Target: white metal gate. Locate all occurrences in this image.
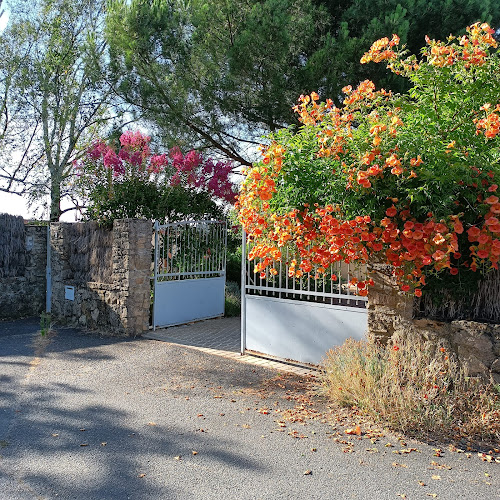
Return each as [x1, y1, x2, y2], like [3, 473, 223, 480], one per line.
[241, 231, 368, 365]
[152, 220, 227, 329]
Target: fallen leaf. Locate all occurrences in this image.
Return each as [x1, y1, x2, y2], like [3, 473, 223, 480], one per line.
[174, 456, 181, 461]
[431, 475, 441, 480]
[418, 481, 426, 486]
[427, 494, 438, 498]
[345, 425, 362, 436]
[138, 473, 146, 478]
[303, 470, 312, 475]
[397, 494, 407, 499]
[242, 424, 251, 429]
[192, 451, 198, 455]
[478, 453, 494, 463]
[430, 461, 452, 470]
[311, 448, 317, 452]
[51, 434, 59, 437]
[433, 449, 443, 457]
[147, 422, 157, 426]
[392, 462, 408, 468]
[80, 443, 88, 447]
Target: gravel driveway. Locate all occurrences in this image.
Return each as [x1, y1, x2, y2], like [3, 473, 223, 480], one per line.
[0, 318, 498, 499]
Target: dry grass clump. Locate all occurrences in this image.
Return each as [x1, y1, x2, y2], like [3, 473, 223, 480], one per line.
[321, 333, 500, 445]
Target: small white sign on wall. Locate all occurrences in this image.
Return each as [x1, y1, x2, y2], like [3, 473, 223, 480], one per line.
[65, 286, 75, 301]
[25, 235, 34, 251]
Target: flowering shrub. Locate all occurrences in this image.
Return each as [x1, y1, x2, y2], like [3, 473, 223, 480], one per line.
[76, 131, 236, 223]
[237, 23, 500, 295]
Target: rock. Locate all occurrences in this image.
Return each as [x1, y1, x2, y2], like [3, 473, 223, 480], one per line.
[490, 358, 500, 373]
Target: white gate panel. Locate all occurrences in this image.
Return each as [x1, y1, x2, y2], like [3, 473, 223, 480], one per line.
[154, 277, 225, 328]
[152, 220, 227, 329]
[245, 295, 367, 365]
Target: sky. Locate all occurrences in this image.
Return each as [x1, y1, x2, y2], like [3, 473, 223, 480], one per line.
[0, 9, 36, 219]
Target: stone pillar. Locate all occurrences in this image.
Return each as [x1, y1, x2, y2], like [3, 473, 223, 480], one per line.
[112, 219, 152, 336]
[367, 263, 414, 343]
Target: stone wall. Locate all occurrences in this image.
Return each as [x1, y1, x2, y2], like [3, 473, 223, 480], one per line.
[0, 214, 47, 319]
[367, 265, 500, 384]
[50, 219, 151, 336]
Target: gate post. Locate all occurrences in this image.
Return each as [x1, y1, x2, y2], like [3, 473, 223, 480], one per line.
[46, 224, 52, 313]
[240, 229, 246, 355]
[152, 220, 159, 331]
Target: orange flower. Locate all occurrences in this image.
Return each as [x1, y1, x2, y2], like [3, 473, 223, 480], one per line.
[385, 206, 397, 217]
[485, 195, 499, 205]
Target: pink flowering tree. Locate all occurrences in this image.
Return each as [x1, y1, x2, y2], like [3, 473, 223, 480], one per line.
[75, 131, 236, 223]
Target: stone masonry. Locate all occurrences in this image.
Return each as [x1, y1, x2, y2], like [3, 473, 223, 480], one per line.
[367, 264, 500, 384]
[50, 219, 151, 336]
[0, 222, 47, 320]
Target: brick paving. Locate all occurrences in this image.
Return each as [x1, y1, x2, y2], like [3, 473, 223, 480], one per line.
[144, 316, 315, 377]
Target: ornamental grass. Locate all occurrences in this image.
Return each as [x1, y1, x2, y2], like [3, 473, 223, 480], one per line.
[321, 334, 500, 445]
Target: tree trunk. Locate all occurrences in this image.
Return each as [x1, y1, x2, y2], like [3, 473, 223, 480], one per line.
[50, 178, 61, 222]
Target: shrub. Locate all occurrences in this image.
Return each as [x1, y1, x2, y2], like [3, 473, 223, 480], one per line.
[237, 23, 500, 297]
[75, 130, 236, 224]
[224, 281, 241, 317]
[321, 334, 500, 443]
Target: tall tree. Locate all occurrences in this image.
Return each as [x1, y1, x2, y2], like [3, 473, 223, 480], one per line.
[0, 0, 118, 221]
[106, 0, 330, 166]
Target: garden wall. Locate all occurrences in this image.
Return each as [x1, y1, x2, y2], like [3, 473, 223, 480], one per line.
[0, 214, 47, 319]
[367, 265, 500, 384]
[50, 219, 151, 336]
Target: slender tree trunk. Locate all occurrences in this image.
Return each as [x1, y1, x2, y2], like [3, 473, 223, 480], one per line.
[50, 177, 61, 221]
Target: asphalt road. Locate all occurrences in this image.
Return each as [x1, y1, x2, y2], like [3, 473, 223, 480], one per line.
[0, 318, 498, 500]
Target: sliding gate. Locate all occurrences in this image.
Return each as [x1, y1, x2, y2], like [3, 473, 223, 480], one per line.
[152, 220, 227, 329]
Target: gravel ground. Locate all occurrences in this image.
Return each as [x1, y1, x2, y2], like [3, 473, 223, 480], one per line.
[0, 318, 498, 500]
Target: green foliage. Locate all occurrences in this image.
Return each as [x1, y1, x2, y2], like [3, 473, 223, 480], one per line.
[314, 0, 500, 97]
[224, 281, 241, 317]
[105, 0, 500, 166]
[39, 312, 52, 337]
[84, 179, 223, 226]
[106, 0, 329, 165]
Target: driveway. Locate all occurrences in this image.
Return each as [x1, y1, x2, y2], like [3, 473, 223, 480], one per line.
[0, 318, 498, 499]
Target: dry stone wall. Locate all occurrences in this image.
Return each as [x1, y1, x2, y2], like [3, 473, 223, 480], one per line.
[0, 214, 47, 319]
[367, 265, 500, 384]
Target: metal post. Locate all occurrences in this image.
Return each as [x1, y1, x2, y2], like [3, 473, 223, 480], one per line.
[240, 228, 246, 355]
[45, 224, 52, 313]
[152, 221, 159, 331]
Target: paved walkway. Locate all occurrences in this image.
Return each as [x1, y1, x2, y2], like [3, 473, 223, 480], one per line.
[144, 316, 315, 377]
